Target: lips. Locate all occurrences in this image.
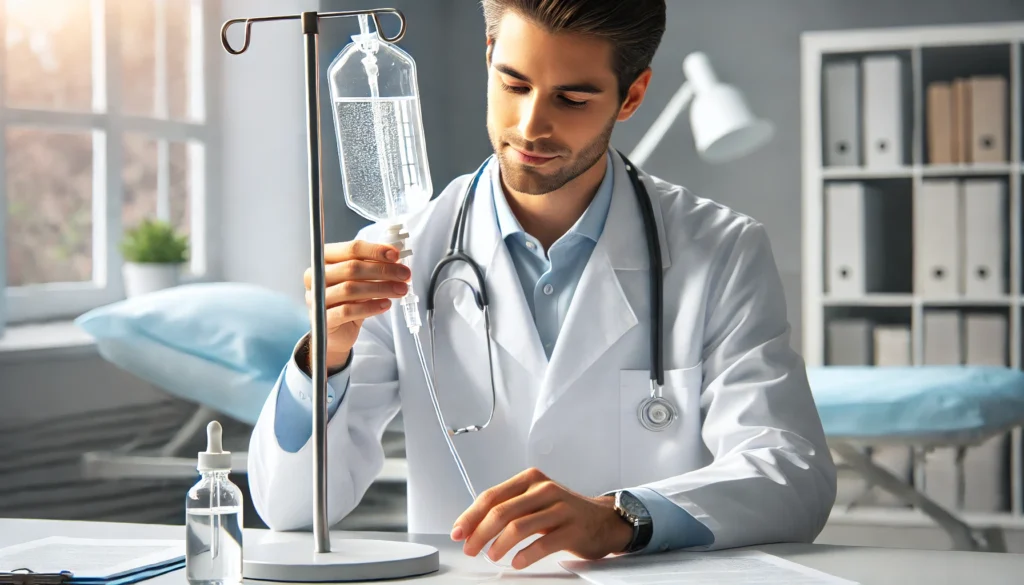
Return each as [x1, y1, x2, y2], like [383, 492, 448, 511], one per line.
[508, 145, 558, 165]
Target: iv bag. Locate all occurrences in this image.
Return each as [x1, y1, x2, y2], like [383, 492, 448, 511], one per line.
[329, 18, 432, 223]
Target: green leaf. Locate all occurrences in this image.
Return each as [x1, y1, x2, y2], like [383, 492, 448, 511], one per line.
[119, 218, 189, 263]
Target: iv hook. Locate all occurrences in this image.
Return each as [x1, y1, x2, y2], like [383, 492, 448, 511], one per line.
[220, 8, 406, 55]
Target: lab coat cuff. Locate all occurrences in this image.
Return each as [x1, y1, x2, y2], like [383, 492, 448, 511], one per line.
[272, 344, 351, 453]
[615, 487, 715, 554]
[285, 345, 352, 409]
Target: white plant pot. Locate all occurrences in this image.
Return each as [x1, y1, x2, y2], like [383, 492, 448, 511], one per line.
[123, 262, 183, 298]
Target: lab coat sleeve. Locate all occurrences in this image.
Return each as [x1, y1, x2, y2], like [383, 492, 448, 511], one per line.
[248, 310, 402, 532]
[626, 487, 713, 553]
[641, 220, 837, 551]
[272, 338, 351, 453]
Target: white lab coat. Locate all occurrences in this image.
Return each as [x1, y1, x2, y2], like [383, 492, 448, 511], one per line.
[248, 150, 837, 550]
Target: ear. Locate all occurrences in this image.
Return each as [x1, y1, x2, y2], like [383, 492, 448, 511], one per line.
[485, 37, 494, 67]
[617, 68, 653, 122]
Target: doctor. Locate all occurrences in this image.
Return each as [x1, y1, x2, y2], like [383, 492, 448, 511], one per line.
[249, 0, 836, 570]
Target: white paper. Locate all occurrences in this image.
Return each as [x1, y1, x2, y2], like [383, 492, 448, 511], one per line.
[559, 549, 859, 585]
[0, 537, 184, 577]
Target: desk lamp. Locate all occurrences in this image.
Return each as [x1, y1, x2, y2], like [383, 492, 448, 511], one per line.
[220, 9, 438, 582]
[629, 51, 774, 166]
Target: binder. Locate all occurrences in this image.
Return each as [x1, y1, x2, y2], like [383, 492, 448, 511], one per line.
[952, 77, 971, 163]
[823, 60, 861, 166]
[915, 180, 961, 297]
[826, 318, 872, 365]
[868, 324, 913, 507]
[969, 75, 1008, 164]
[923, 310, 961, 365]
[862, 55, 904, 168]
[825, 182, 884, 296]
[962, 179, 1007, 297]
[873, 324, 911, 366]
[964, 312, 1008, 366]
[923, 435, 1009, 512]
[926, 81, 954, 164]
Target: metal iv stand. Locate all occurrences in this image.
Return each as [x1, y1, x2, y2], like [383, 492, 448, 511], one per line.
[220, 10, 438, 582]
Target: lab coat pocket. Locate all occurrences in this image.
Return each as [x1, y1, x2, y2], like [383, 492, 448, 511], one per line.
[619, 364, 704, 487]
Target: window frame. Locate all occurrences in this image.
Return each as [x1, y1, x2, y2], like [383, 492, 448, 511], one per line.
[0, 0, 221, 326]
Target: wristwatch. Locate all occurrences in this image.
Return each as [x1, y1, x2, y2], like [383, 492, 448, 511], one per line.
[613, 490, 653, 553]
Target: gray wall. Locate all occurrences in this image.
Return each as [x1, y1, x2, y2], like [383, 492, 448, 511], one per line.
[319, 0, 1024, 355]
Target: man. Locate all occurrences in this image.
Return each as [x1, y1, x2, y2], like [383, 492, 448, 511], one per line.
[249, 0, 836, 570]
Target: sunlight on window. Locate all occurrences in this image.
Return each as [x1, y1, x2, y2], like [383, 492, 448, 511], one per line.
[5, 128, 94, 286]
[120, 0, 156, 116]
[169, 141, 191, 237]
[5, 0, 93, 110]
[122, 133, 159, 230]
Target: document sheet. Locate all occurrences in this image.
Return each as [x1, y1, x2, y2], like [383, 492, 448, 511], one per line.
[0, 537, 184, 578]
[559, 549, 859, 585]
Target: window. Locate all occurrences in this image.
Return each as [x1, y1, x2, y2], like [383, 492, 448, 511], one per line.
[0, 0, 217, 326]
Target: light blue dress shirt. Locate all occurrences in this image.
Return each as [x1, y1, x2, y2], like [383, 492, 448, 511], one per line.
[273, 153, 713, 552]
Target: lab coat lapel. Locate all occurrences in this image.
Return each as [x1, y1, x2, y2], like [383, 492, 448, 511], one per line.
[532, 151, 672, 427]
[451, 160, 548, 380]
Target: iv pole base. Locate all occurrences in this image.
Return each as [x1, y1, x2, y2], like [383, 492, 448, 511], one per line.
[243, 538, 439, 582]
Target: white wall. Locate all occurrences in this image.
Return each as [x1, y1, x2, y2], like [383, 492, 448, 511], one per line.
[219, 0, 318, 305]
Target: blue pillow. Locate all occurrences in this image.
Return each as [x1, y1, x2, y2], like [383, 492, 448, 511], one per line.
[808, 365, 1024, 442]
[75, 282, 310, 426]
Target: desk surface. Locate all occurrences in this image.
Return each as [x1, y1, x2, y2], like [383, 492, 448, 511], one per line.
[2, 518, 1023, 584]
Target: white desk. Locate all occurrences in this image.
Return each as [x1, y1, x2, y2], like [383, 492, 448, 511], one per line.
[2, 518, 1023, 584]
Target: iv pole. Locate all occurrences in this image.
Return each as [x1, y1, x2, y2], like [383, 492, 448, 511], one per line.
[221, 10, 438, 582]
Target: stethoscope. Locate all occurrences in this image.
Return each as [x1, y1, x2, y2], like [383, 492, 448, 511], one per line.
[424, 150, 675, 436]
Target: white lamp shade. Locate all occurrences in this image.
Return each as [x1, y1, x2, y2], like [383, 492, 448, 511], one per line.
[689, 84, 774, 163]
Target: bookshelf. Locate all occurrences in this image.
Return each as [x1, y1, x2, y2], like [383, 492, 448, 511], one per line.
[802, 23, 1024, 520]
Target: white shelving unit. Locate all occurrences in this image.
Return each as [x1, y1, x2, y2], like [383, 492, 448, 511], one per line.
[802, 22, 1024, 520]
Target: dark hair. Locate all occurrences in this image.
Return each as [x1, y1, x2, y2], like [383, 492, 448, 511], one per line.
[480, 0, 667, 102]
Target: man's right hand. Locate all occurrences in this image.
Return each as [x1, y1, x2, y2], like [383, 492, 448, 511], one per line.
[303, 240, 411, 371]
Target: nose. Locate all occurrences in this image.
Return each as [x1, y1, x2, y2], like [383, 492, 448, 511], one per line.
[518, 95, 554, 143]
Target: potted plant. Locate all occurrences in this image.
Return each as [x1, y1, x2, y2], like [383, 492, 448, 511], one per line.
[119, 218, 189, 297]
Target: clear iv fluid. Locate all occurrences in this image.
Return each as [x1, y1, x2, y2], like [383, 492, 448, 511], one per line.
[185, 506, 243, 585]
[334, 96, 430, 222]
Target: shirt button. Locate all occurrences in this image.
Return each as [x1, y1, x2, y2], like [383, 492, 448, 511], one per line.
[327, 395, 334, 403]
[543, 284, 554, 295]
[525, 241, 536, 250]
[538, 440, 553, 455]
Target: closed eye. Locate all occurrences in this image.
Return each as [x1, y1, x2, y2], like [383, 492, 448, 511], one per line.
[559, 95, 587, 108]
[500, 81, 529, 95]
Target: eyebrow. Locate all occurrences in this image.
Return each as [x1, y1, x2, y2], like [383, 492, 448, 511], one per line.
[494, 63, 604, 94]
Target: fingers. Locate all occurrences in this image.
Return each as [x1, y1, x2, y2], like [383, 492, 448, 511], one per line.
[453, 468, 548, 545]
[324, 240, 399, 264]
[305, 259, 411, 289]
[461, 485, 555, 557]
[510, 525, 575, 570]
[307, 280, 408, 307]
[304, 241, 408, 288]
[485, 502, 569, 563]
[322, 299, 393, 328]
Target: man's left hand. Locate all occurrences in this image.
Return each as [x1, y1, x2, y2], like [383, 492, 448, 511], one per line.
[450, 467, 634, 569]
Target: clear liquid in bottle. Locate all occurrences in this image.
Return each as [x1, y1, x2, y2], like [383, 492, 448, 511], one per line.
[186, 505, 243, 585]
[186, 423, 243, 585]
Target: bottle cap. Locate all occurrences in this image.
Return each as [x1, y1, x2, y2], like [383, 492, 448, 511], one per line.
[198, 421, 232, 471]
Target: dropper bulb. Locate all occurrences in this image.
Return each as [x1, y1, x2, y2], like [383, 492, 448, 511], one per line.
[207, 421, 223, 453]
[198, 420, 232, 471]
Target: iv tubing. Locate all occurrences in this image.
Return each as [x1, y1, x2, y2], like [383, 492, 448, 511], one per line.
[411, 333, 506, 569]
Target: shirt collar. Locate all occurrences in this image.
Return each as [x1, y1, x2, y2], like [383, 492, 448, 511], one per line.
[490, 151, 614, 245]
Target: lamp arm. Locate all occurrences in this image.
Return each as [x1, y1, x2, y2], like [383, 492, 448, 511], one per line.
[628, 81, 694, 168]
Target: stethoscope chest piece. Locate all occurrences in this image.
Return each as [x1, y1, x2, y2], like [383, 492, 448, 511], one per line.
[638, 394, 677, 432]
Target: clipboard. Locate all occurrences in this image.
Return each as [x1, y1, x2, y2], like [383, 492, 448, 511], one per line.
[0, 538, 185, 585]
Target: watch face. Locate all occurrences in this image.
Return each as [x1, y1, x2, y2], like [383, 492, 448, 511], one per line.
[619, 491, 650, 520]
